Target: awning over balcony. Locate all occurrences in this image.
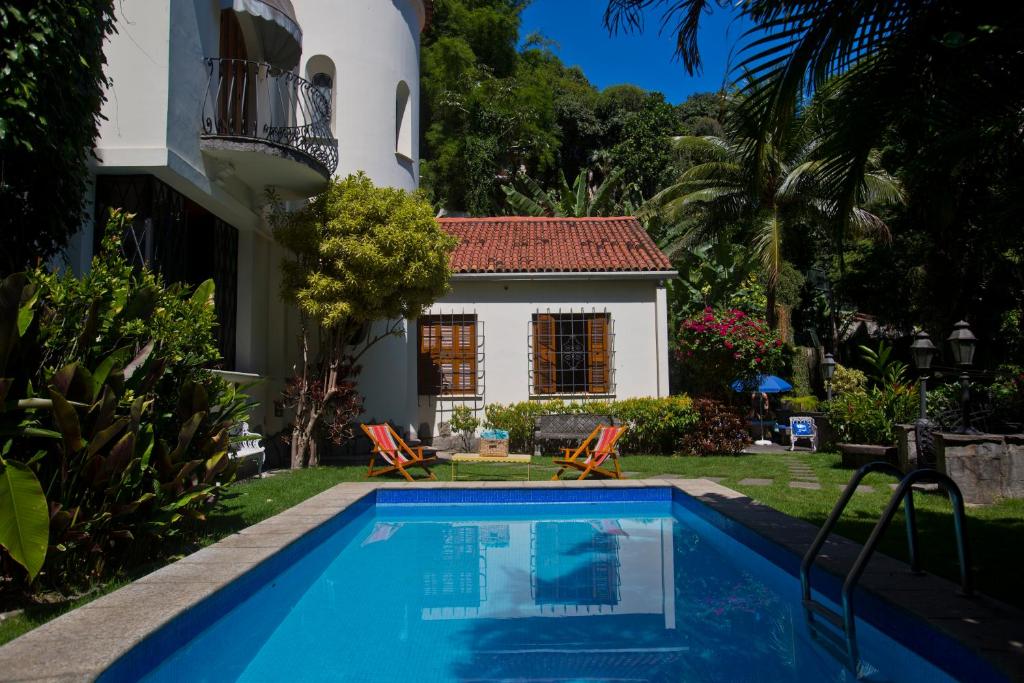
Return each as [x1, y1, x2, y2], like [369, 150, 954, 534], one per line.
[221, 0, 302, 69]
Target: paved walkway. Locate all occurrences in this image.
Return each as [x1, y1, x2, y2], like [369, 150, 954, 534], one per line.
[782, 454, 821, 490]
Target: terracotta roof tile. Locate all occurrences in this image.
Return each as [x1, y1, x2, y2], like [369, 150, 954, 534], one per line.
[438, 216, 674, 274]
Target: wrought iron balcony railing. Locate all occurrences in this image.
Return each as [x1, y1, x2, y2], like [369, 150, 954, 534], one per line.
[201, 57, 338, 176]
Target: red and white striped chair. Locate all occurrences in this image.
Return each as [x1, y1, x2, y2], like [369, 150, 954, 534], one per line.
[552, 425, 628, 480]
[361, 423, 437, 481]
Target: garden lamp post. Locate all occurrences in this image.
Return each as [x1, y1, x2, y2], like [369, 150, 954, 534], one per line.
[910, 331, 937, 421]
[823, 352, 836, 401]
[946, 320, 978, 434]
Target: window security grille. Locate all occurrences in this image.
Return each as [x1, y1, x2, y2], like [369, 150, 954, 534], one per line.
[528, 310, 614, 397]
[418, 314, 485, 397]
[93, 175, 239, 369]
[417, 312, 485, 432]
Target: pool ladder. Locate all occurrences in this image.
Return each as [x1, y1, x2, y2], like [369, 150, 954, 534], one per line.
[800, 462, 974, 676]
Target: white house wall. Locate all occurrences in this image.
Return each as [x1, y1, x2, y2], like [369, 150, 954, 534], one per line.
[412, 278, 671, 437]
[296, 0, 423, 191]
[78, 0, 428, 441]
[296, 0, 425, 436]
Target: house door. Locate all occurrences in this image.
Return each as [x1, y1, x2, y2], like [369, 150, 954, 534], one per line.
[217, 10, 252, 136]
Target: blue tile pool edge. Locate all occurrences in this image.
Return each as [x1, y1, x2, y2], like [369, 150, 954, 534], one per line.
[97, 483, 1008, 683]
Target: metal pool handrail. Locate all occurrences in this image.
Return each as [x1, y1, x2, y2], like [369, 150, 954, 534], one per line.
[801, 462, 974, 674]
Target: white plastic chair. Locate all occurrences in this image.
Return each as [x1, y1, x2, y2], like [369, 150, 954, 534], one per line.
[789, 416, 817, 452]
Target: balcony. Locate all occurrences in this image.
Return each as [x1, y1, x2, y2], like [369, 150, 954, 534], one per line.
[201, 57, 338, 199]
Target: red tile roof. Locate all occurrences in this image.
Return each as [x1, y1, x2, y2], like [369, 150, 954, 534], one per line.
[438, 216, 674, 274]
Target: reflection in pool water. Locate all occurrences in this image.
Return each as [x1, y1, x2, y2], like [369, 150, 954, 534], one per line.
[134, 500, 960, 683]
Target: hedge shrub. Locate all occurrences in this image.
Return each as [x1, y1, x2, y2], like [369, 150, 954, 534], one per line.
[678, 399, 751, 456]
[483, 396, 698, 454]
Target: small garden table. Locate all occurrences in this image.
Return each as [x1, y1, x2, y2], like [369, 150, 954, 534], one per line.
[450, 452, 533, 481]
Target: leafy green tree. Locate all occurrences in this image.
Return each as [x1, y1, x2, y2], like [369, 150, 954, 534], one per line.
[502, 167, 624, 217]
[421, 0, 566, 214]
[595, 86, 680, 207]
[0, 1, 116, 275]
[272, 174, 457, 468]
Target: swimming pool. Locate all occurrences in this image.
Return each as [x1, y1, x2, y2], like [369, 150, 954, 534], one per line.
[99, 487, 1005, 682]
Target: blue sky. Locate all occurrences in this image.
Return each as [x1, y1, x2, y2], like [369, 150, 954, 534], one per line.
[519, 1, 750, 104]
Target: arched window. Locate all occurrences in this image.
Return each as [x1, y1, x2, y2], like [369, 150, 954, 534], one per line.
[311, 72, 332, 123]
[305, 55, 336, 134]
[395, 81, 413, 160]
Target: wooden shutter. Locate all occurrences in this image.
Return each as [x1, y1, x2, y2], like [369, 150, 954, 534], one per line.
[533, 314, 557, 394]
[418, 316, 477, 395]
[587, 315, 610, 394]
[417, 318, 441, 395]
[452, 321, 477, 395]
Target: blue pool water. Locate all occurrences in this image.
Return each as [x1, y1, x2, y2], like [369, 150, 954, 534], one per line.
[103, 489, 1001, 682]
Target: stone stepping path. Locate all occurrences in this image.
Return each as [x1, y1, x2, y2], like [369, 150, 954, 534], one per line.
[738, 478, 774, 486]
[782, 455, 822, 491]
[838, 483, 875, 494]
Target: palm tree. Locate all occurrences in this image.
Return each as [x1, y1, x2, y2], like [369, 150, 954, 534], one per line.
[646, 92, 903, 328]
[604, 1, 1024, 234]
[502, 167, 626, 217]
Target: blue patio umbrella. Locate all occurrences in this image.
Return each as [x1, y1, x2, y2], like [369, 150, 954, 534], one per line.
[730, 375, 793, 393]
[731, 375, 793, 446]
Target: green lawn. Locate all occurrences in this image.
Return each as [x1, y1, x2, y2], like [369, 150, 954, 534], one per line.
[3, 452, 1022, 646]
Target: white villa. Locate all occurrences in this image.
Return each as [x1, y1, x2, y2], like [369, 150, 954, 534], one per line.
[64, 0, 674, 452]
[412, 216, 674, 439]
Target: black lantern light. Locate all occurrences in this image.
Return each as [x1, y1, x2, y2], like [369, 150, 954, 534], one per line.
[946, 320, 979, 434]
[947, 320, 977, 367]
[910, 331, 937, 422]
[823, 352, 836, 401]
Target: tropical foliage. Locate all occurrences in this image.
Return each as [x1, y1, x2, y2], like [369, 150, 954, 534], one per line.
[678, 399, 751, 456]
[823, 343, 917, 445]
[502, 167, 625, 217]
[0, 212, 249, 591]
[675, 308, 787, 397]
[421, 0, 689, 215]
[646, 90, 903, 329]
[0, 1, 116, 275]
[606, 0, 1024, 381]
[271, 174, 457, 468]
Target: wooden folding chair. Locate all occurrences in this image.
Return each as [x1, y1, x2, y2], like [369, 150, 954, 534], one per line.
[551, 425, 627, 480]
[361, 423, 437, 481]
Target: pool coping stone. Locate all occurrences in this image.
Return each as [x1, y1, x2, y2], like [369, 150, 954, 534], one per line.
[0, 477, 1021, 682]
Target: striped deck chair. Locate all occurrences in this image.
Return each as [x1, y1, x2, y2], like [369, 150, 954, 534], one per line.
[551, 425, 627, 480]
[361, 423, 437, 481]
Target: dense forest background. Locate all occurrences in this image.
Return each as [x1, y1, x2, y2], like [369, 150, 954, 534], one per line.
[419, 0, 1024, 407]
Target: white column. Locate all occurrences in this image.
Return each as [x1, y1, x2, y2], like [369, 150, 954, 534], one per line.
[235, 229, 256, 373]
[655, 282, 670, 397]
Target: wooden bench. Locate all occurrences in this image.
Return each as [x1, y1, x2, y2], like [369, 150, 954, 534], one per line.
[533, 413, 617, 455]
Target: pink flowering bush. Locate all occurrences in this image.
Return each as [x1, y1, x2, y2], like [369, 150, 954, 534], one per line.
[675, 307, 787, 397]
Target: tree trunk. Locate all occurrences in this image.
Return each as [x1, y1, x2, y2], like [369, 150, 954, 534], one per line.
[290, 431, 308, 469]
[766, 284, 779, 330]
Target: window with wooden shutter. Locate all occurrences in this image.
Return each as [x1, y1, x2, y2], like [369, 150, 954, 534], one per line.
[531, 312, 612, 395]
[417, 315, 478, 395]
[587, 315, 610, 394]
[532, 314, 557, 394]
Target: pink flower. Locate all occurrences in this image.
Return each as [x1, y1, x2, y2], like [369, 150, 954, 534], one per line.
[754, 357, 762, 364]
[733, 352, 742, 359]
[725, 341, 734, 349]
